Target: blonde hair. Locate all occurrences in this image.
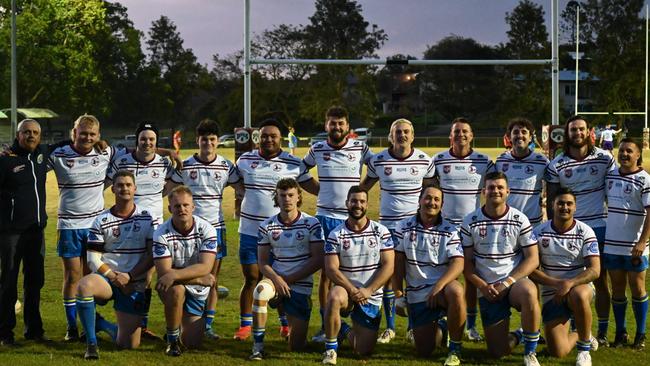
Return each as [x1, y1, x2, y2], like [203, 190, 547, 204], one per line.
[388, 118, 414, 144]
[70, 114, 100, 140]
[169, 185, 193, 201]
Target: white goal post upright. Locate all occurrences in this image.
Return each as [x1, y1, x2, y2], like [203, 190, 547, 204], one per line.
[243, 0, 561, 129]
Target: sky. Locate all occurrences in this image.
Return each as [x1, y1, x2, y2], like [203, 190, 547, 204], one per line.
[114, 0, 576, 67]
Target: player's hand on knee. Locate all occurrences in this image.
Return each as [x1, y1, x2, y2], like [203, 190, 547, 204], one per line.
[553, 280, 572, 303]
[156, 272, 177, 291]
[426, 284, 444, 308]
[272, 277, 291, 297]
[112, 271, 131, 288]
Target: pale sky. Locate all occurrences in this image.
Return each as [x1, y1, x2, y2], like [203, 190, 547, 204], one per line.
[114, 0, 576, 67]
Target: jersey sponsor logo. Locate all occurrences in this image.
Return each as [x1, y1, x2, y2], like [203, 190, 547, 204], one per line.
[342, 239, 351, 250]
[205, 240, 217, 250]
[65, 159, 74, 168]
[251, 161, 259, 169]
[153, 244, 167, 256]
[624, 184, 633, 194]
[133, 221, 141, 232]
[502, 163, 509, 172]
[12, 164, 25, 173]
[384, 167, 392, 176]
[323, 152, 331, 161]
[419, 154, 425, 159]
[541, 238, 550, 248]
[112, 226, 121, 237]
[190, 170, 198, 180]
[295, 231, 305, 241]
[443, 165, 451, 174]
[564, 168, 573, 178]
[479, 225, 487, 238]
[368, 237, 377, 248]
[590, 166, 599, 175]
[525, 165, 534, 174]
[410, 167, 419, 176]
[588, 242, 599, 254]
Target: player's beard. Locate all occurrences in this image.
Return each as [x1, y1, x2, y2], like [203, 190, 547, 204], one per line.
[567, 135, 588, 149]
[347, 207, 366, 220]
[328, 128, 349, 144]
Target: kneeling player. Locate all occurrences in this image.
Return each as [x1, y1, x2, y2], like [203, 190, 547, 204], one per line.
[77, 170, 156, 359]
[531, 188, 600, 366]
[461, 172, 541, 365]
[392, 185, 466, 366]
[153, 186, 218, 356]
[322, 186, 394, 365]
[249, 178, 325, 360]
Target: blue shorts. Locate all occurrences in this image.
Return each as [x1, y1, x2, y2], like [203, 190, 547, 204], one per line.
[603, 141, 614, 150]
[57, 229, 90, 258]
[316, 216, 345, 239]
[479, 292, 512, 327]
[98, 276, 148, 316]
[275, 291, 312, 321]
[184, 291, 207, 317]
[349, 303, 382, 331]
[593, 226, 606, 251]
[602, 253, 649, 272]
[542, 299, 572, 324]
[239, 233, 258, 265]
[408, 301, 445, 328]
[215, 228, 227, 260]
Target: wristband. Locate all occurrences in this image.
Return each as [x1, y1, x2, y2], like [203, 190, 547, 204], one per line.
[102, 269, 114, 278]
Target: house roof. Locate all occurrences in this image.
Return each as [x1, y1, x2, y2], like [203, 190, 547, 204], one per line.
[559, 70, 598, 81]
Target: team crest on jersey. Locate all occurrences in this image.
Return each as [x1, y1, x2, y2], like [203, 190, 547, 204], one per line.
[205, 240, 217, 250]
[272, 163, 282, 172]
[112, 226, 120, 237]
[323, 152, 331, 161]
[409, 230, 417, 242]
[133, 221, 141, 232]
[272, 230, 281, 241]
[501, 227, 508, 237]
[502, 163, 509, 172]
[608, 181, 613, 190]
[153, 244, 166, 256]
[479, 225, 487, 238]
[368, 238, 377, 248]
[525, 165, 534, 174]
[588, 242, 599, 254]
[541, 238, 549, 248]
[410, 167, 419, 176]
[65, 159, 74, 168]
[384, 167, 392, 176]
[568, 241, 578, 252]
[347, 153, 356, 162]
[151, 170, 160, 178]
[91, 157, 100, 166]
[37, 154, 43, 164]
[342, 239, 351, 250]
[443, 165, 451, 174]
[214, 172, 222, 181]
[190, 170, 198, 180]
[251, 161, 259, 169]
[295, 231, 305, 241]
[624, 184, 633, 194]
[468, 166, 477, 174]
[564, 168, 573, 178]
[590, 166, 599, 175]
[102, 217, 108, 223]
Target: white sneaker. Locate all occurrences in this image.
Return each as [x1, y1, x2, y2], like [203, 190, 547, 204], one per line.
[589, 336, 599, 352]
[249, 343, 264, 361]
[576, 351, 591, 366]
[376, 328, 395, 344]
[406, 329, 415, 344]
[444, 351, 461, 366]
[523, 352, 541, 366]
[322, 349, 337, 365]
[312, 329, 327, 343]
[465, 327, 483, 342]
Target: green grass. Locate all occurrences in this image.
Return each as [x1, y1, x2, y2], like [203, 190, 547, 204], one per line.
[3, 146, 648, 365]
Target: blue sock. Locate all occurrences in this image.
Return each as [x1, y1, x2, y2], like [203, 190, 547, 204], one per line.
[325, 337, 338, 351]
[76, 296, 96, 345]
[320, 308, 325, 330]
[512, 328, 524, 345]
[63, 297, 77, 329]
[576, 339, 591, 352]
[523, 330, 540, 355]
[339, 320, 352, 340]
[598, 317, 609, 335]
[240, 313, 253, 327]
[383, 290, 396, 330]
[166, 328, 180, 343]
[449, 340, 462, 353]
[252, 326, 265, 343]
[466, 308, 477, 330]
[95, 311, 117, 341]
[612, 297, 628, 335]
[204, 309, 216, 330]
[278, 314, 289, 327]
[632, 295, 648, 335]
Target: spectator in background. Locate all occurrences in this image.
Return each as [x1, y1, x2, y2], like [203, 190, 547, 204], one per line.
[288, 126, 298, 155]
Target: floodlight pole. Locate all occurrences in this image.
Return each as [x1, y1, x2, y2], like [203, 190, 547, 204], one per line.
[10, 0, 17, 137]
[575, 8, 580, 116]
[243, 0, 251, 128]
[551, 0, 559, 124]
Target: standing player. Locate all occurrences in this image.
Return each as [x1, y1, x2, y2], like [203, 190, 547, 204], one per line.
[234, 119, 318, 340]
[461, 172, 541, 365]
[249, 178, 324, 360]
[495, 118, 549, 226]
[76, 170, 156, 359]
[48, 115, 125, 341]
[603, 138, 649, 349]
[170, 119, 240, 339]
[152, 186, 218, 356]
[432, 117, 495, 341]
[322, 186, 394, 365]
[392, 185, 466, 366]
[599, 124, 622, 154]
[545, 115, 616, 346]
[304, 106, 373, 342]
[531, 188, 600, 366]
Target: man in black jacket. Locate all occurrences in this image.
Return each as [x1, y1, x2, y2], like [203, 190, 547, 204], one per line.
[0, 119, 49, 345]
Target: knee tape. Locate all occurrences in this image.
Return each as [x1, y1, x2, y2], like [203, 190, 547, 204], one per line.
[253, 279, 276, 303]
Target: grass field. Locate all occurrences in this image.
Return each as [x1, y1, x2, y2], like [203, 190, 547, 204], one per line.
[2, 146, 649, 365]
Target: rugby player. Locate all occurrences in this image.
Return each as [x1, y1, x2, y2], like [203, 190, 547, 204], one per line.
[77, 170, 156, 359]
[392, 185, 465, 366]
[249, 178, 325, 360]
[432, 117, 495, 341]
[321, 186, 394, 365]
[152, 185, 218, 356]
[170, 119, 240, 339]
[461, 172, 541, 365]
[546, 115, 616, 346]
[304, 106, 373, 343]
[603, 138, 649, 349]
[234, 118, 318, 341]
[531, 188, 600, 366]
[360, 118, 435, 343]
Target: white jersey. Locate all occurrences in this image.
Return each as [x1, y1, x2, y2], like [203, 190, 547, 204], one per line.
[495, 150, 549, 225]
[325, 220, 393, 306]
[601, 129, 615, 142]
[152, 216, 218, 299]
[49, 145, 126, 229]
[533, 220, 599, 303]
[366, 148, 435, 229]
[303, 139, 373, 219]
[545, 148, 615, 228]
[605, 167, 650, 256]
[236, 150, 312, 236]
[258, 212, 324, 295]
[460, 206, 537, 288]
[432, 149, 495, 225]
[87, 206, 156, 282]
[171, 154, 239, 229]
[393, 216, 463, 304]
[108, 153, 174, 223]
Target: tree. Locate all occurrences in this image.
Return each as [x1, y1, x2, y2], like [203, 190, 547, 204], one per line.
[505, 0, 548, 59]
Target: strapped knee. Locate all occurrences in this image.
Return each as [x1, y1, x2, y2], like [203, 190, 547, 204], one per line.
[252, 280, 276, 313]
